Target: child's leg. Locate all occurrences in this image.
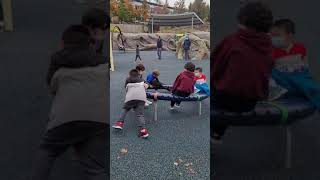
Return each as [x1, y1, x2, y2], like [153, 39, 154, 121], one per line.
[134, 104, 146, 128]
[138, 55, 142, 61]
[173, 91, 190, 105]
[119, 108, 130, 122]
[170, 100, 176, 107]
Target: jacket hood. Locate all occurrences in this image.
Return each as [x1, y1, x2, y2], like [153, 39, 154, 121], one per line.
[51, 46, 105, 67]
[126, 76, 144, 84]
[126, 81, 144, 87]
[237, 28, 272, 54]
[182, 70, 195, 78]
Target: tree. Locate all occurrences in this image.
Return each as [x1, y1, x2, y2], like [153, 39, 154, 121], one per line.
[160, 0, 170, 14]
[124, 0, 137, 21]
[110, 0, 119, 16]
[189, 0, 209, 20]
[118, 0, 129, 22]
[174, 0, 186, 14]
[139, 0, 150, 21]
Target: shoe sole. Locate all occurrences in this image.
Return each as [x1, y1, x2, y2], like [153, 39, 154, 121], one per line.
[140, 134, 149, 138]
[112, 126, 123, 130]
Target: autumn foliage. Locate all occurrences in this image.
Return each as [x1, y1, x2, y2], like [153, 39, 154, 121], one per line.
[111, 0, 150, 22]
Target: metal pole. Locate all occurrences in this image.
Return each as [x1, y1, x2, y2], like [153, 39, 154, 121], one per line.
[154, 100, 158, 121]
[2, 0, 13, 31]
[151, 17, 154, 33]
[192, 16, 194, 30]
[285, 126, 292, 168]
[198, 101, 202, 116]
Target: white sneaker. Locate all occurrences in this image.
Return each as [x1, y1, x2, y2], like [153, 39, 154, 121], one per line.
[169, 106, 174, 110]
[174, 104, 181, 108]
[146, 100, 152, 105]
[145, 102, 149, 107]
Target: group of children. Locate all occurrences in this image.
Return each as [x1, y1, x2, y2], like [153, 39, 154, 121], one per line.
[113, 62, 208, 139]
[212, 1, 312, 143]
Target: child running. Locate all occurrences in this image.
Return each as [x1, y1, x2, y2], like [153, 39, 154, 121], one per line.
[170, 62, 196, 109]
[135, 44, 142, 62]
[112, 69, 150, 138]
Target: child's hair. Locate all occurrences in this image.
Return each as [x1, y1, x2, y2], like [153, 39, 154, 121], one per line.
[137, 44, 139, 47]
[273, 19, 295, 34]
[152, 69, 160, 76]
[129, 69, 139, 78]
[62, 25, 90, 46]
[184, 62, 196, 72]
[195, 67, 203, 72]
[237, 1, 273, 33]
[136, 63, 145, 71]
[82, 8, 109, 30]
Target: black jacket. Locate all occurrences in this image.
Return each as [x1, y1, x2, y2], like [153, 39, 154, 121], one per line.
[157, 39, 163, 48]
[47, 46, 105, 85]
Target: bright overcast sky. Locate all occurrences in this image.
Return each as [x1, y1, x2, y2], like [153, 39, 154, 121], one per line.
[167, 0, 210, 7]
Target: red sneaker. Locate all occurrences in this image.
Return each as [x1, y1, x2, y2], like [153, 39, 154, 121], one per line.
[112, 121, 124, 130]
[139, 128, 149, 138]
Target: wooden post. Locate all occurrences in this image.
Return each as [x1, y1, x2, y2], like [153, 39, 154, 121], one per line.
[2, 0, 13, 32]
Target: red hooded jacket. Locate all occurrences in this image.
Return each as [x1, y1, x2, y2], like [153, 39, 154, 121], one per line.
[172, 70, 195, 94]
[211, 28, 274, 100]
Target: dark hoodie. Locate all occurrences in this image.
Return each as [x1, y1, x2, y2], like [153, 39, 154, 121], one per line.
[212, 28, 274, 101]
[47, 46, 105, 86]
[172, 70, 195, 94]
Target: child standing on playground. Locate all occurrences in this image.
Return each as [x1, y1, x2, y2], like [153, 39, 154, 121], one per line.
[183, 33, 192, 61]
[170, 62, 196, 109]
[112, 69, 150, 138]
[31, 23, 109, 179]
[135, 64, 152, 106]
[135, 44, 142, 62]
[211, 2, 274, 143]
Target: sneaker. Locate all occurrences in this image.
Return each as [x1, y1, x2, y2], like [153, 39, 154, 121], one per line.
[146, 100, 153, 105]
[174, 104, 181, 108]
[112, 121, 124, 130]
[139, 128, 149, 138]
[145, 102, 150, 107]
[169, 106, 174, 110]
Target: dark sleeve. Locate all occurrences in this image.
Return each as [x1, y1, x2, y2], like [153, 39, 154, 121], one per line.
[46, 56, 59, 86]
[172, 74, 181, 92]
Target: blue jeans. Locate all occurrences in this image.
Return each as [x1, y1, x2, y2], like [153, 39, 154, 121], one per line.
[157, 48, 162, 59]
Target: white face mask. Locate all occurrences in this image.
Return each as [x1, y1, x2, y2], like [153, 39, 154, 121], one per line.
[271, 36, 287, 49]
[194, 72, 200, 77]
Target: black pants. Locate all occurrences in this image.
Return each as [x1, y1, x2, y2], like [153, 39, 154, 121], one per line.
[212, 91, 257, 138]
[170, 90, 190, 107]
[30, 121, 109, 180]
[150, 79, 168, 90]
[135, 55, 141, 61]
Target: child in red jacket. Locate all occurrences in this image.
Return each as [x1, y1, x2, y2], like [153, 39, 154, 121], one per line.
[170, 62, 196, 109]
[212, 2, 274, 143]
